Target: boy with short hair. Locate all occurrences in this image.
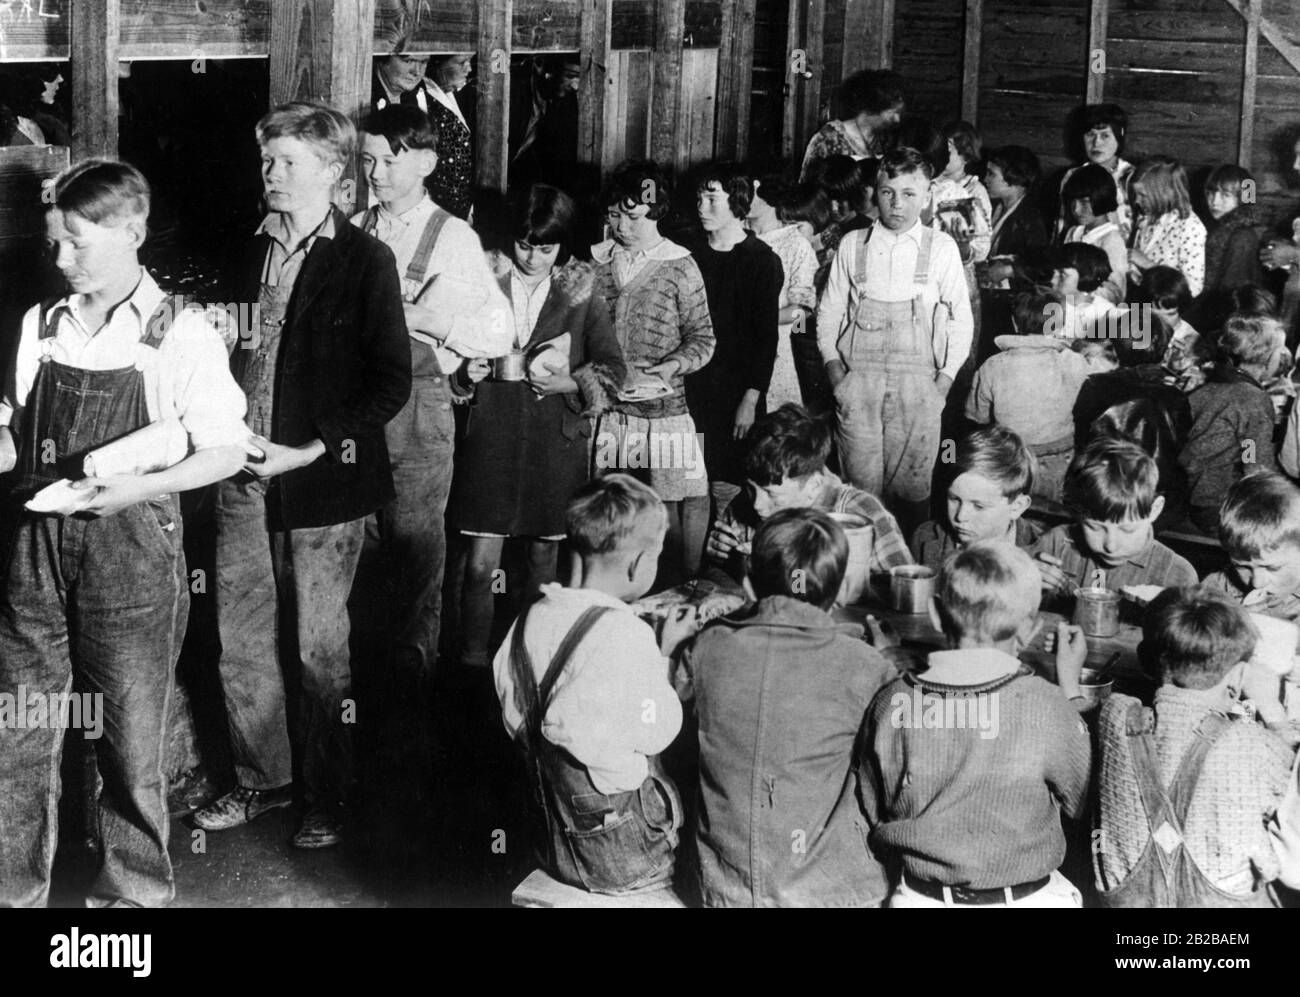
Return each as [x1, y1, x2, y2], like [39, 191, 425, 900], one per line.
[911, 425, 1040, 572]
[0, 160, 250, 906]
[705, 404, 912, 578]
[198, 102, 411, 849]
[861, 540, 1093, 908]
[817, 147, 974, 527]
[494, 474, 693, 894]
[1203, 472, 1300, 622]
[677, 508, 894, 907]
[1094, 587, 1293, 906]
[352, 105, 511, 680]
[965, 289, 1091, 502]
[1031, 437, 1196, 606]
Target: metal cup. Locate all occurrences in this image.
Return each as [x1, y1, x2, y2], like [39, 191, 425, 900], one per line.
[1073, 587, 1120, 638]
[890, 565, 936, 615]
[492, 350, 526, 381]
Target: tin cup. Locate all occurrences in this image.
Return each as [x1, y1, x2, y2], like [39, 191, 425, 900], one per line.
[1073, 587, 1120, 638]
[889, 565, 936, 615]
[492, 350, 526, 381]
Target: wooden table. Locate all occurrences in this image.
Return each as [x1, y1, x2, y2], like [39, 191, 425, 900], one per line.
[832, 579, 1156, 702]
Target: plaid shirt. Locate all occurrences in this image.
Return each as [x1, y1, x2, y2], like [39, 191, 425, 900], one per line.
[717, 471, 913, 575]
[1029, 524, 1196, 604]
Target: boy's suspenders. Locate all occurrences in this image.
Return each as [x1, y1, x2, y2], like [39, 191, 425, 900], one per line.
[508, 602, 616, 752]
[849, 224, 934, 289]
[38, 294, 190, 351]
[359, 205, 453, 285]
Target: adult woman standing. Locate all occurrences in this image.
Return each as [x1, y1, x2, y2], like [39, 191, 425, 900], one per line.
[449, 184, 626, 668]
[425, 53, 476, 219]
[799, 70, 905, 181]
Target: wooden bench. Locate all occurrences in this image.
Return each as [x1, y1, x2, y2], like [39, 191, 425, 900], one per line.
[511, 870, 686, 908]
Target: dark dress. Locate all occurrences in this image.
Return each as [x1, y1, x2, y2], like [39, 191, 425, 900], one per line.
[684, 232, 782, 486]
[425, 94, 475, 220]
[447, 262, 626, 537]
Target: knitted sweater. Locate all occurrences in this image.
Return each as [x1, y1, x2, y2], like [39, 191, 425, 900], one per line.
[1096, 688, 1293, 895]
[861, 653, 1092, 888]
[591, 249, 715, 419]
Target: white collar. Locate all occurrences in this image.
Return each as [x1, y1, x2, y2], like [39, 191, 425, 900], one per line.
[591, 236, 690, 264]
[922, 647, 1024, 686]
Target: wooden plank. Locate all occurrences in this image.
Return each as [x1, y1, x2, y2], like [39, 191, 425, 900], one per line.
[961, 0, 981, 123]
[1241, 0, 1260, 168]
[878, 0, 894, 68]
[649, 0, 686, 168]
[577, 0, 609, 168]
[117, 0, 270, 59]
[801, 0, 825, 157]
[731, 0, 755, 161]
[842, 0, 873, 77]
[476, 0, 512, 192]
[625, 47, 652, 159]
[70, 0, 119, 160]
[0, 0, 69, 62]
[713, 0, 746, 157]
[373, 0, 477, 55]
[1085, 0, 1107, 103]
[601, 47, 626, 173]
[1223, 0, 1300, 77]
[782, 0, 801, 161]
[679, 47, 717, 169]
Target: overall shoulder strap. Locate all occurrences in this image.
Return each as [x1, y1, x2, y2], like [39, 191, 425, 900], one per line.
[358, 205, 380, 236]
[913, 226, 935, 285]
[1167, 711, 1235, 827]
[37, 296, 65, 340]
[405, 208, 452, 284]
[1123, 702, 1176, 838]
[507, 601, 541, 741]
[852, 224, 874, 287]
[140, 295, 197, 350]
[537, 606, 616, 715]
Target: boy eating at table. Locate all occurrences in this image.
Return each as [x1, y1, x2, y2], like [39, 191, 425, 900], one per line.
[494, 474, 695, 895]
[705, 403, 912, 582]
[911, 425, 1040, 573]
[1030, 437, 1196, 611]
[1203, 472, 1300, 623]
[860, 540, 1093, 907]
[677, 507, 895, 907]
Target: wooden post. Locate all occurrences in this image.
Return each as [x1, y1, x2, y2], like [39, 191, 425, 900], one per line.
[842, 0, 872, 77]
[578, 0, 610, 168]
[877, 0, 894, 69]
[650, 0, 686, 170]
[70, 0, 120, 160]
[269, 0, 375, 210]
[1239, 0, 1259, 169]
[715, 0, 757, 161]
[961, 0, 982, 124]
[801, 1, 825, 159]
[476, 0, 512, 192]
[1085, 0, 1108, 103]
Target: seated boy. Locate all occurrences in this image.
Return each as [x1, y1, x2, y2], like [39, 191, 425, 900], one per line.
[0, 160, 250, 906]
[912, 425, 1040, 573]
[677, 508, 894, 907]
[965, 290, 1091, 502]
[1048, 242, 1118, 339]
[860, 540, 1093, 907]
[494, 474, 693, 894]
[705, 403, 912, 581]
[1203, 471, 1300, 622]
[1031, 437, 1196, 608]
[1094, 587, 1293, 906]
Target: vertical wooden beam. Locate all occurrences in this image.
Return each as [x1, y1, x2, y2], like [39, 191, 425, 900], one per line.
[269, 0, 376, 209]
[476, 0, 512, 192]
[842, 0, 872, 77]
[70, 0, 120, 160]
[782, 0, 802, 161]
[961, 0, 982, 124]
[1085, 0, 1109, 103]
[877, 0, 894, 69]
[1239, 0, 1259, 168]
[578, 0, 609, 168]
[649, 0, 686, 169]
[715, 0, 757, 160]
[801, 0, 825, 160]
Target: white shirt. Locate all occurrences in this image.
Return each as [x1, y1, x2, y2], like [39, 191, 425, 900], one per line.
[508, 269, 552, 349]
[494, 583, 683, 794]
[351, 194, 511, 372]
[0, 269, 248, 474]
[816, 219, 974, 380]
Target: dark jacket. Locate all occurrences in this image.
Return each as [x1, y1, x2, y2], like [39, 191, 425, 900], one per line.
[677, 596, 894, 907]
[448, 261, 626, 537]
[227, 207, 411, 530]
[1073, 365, 1192, 529]
[989, 196, 1049, 260]
[1181, 366, 1278, 517]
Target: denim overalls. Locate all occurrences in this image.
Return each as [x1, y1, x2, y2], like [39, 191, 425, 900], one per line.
[833, 225, 948, 508]
[0, 298, 188, 907]
[507, 602, 681, 894]
[1096, 705, 1277, 908]
[358, 205, 457, 672]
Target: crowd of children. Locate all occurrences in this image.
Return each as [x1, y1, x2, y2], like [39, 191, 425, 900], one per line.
[6, 77, 1300, 909]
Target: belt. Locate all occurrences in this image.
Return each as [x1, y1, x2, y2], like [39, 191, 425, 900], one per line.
[902, 873, 1051, 906]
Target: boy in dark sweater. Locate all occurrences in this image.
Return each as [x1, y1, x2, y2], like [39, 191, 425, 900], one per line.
[861, 540, 1093, 907]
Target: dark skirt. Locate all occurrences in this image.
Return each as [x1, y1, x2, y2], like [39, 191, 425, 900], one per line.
[447, 381, 591, 537]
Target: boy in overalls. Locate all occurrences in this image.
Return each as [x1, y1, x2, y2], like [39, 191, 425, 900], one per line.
[352, 105, 510, 682]
[0, 160, 250, 906]
[817, 148, 974, 529]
